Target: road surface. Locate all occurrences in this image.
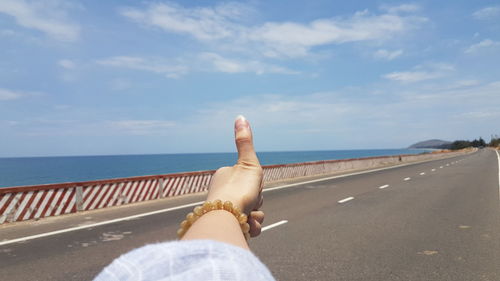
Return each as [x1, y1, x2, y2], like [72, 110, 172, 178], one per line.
[0, 148, 499, 280]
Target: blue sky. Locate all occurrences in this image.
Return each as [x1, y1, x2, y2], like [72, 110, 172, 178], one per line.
[0, 0, 499, 157]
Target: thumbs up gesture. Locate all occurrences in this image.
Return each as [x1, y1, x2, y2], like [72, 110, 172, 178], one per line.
[206, 116, 265, 237]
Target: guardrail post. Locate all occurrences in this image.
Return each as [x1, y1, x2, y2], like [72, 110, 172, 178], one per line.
[75, 185, 83, 212]
[158, 177, 164, 199]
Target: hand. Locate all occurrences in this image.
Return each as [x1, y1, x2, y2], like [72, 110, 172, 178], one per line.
[206, 115, 265, 237]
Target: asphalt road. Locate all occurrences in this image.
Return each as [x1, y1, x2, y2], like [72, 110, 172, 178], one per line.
[0, 149, 498, 281]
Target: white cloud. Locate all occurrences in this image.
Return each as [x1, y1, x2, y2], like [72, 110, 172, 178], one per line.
[120, 2, 242, 41]
[200, 53, 298, 75]
[192, 79, 500, 147]
[472, 6, 500, 20]
[0, 29, 16, 36]
[96, 56, 189, 79]
[108, 120, 176, 135]
[244, 10, 426, 58]
[58, 59, 76, 69]
[0, 0, 80, 42]
[0, 88, 24, 101]
[383, 63, 454, 82]
[459, 111, 500, 119]
[464, 39, 500, 53]
[121, 2, 427, 58]
[383, 71, 441, 83]
[97, 54, 297, 77]
[380, 4, 421, 14]
[374, 49, 403, 60]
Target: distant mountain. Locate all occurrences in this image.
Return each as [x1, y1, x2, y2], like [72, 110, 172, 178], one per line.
[408, 139, 452, 149]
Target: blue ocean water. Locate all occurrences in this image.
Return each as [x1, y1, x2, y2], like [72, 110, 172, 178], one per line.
[0, 149, 429, 188]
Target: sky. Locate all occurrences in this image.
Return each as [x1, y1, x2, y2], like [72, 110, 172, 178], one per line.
[0, 0, 499, 157]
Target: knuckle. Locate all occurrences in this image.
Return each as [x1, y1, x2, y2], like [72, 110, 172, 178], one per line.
[216, 166, 231, 173]
[235, 134, 252, 145]
[236, 160, 261, 169]
[256, 166, 263, 174]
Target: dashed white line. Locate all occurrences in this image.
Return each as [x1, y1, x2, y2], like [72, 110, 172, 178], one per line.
[262, 220, 288, 232]
[263, 159, 435, 193]
[404, 177, 411, 181]
[431, 169, 436, 172]
[440, 166, 443, 168]
[378, 184, 389, 189]
[446, 164, 450, 166]
[338, 197, 354, 203]
[0, 153, 468, 247]
[419, 172, 425, 175]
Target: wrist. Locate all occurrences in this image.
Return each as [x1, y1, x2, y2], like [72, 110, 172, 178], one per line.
[206, 195, 247, 214]
[179, 199, 251, 242]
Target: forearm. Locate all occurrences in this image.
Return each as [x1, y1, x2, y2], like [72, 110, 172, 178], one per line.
[181, 210, 250, 250]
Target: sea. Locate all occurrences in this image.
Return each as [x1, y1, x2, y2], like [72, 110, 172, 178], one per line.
[0, 149, 430, 188]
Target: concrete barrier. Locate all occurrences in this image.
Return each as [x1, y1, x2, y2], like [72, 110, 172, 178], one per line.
[0, 150, 469, 224]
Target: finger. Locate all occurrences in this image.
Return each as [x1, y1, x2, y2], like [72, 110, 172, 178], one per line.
[248, 216, 262, 237]
[234, 115, 260, 166]
[255, 193, 263, 210]
[250, 210, 264, 225]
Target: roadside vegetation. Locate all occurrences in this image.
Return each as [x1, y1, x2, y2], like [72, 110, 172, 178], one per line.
[449, 136, 500, 150]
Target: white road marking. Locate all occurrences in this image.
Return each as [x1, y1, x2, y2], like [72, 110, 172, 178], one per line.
[262, 220, 288, 232]
[440, 166, 443, 168]
[496, 150, 500, 204]
[264, 160, 439, 193]
[431, 169, 436, 172]
[378, 184, 389, 189]
[404, 177, 411, 181]
[0, 201, 203, 247]
[446, 164, 450, 166]
[0, 154, 468, 246]
[338, 197, 354, 203]
[420, 172, 425, 175]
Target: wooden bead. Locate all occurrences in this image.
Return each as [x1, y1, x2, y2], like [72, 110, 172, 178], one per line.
[178, 200, 253, 241]
[180, 220, 189, 228]
[214, 199, 222, 209]
[238, 213, 247, 224]
[241, 222, 250, 233]
[232, 206, 241, 217]
[193, 206, 203, 216]
[177, 228, 186, 238]
[203, 201, 213, 212]
[186, 212, 196, 223]
[223, 201, 233, 211]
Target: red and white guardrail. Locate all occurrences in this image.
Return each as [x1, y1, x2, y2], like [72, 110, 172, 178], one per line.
[0, 151, 466, 224]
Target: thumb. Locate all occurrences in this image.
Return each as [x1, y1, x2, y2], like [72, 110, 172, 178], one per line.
[234, 115, 259, 166]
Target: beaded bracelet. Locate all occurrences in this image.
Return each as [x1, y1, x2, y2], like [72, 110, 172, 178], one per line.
[177, 199, 251, 240]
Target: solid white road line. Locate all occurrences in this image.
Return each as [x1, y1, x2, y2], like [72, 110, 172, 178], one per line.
[420, 172, 425, 175]
[378, 184, 389, 189]
[496, 150, 500, 204]
[338, 197, 354, 203]
[404, 177, 411, 181]
[262, 220, 288, 232]
[0, 154, 464, 247]
[0, 201, 203, 247]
